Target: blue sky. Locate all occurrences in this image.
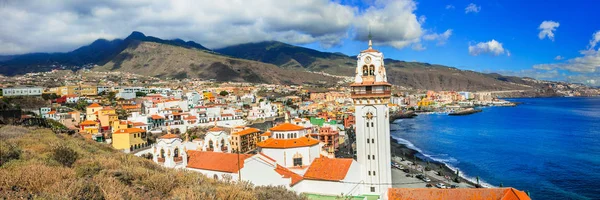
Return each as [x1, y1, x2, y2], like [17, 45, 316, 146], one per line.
[1, 0, 598, 85]
[301, 0, 600, 85]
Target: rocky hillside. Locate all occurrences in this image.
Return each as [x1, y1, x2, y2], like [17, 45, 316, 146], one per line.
[216, 41, 537, 91]
[94, 41, 337, 85]
[0, 126, 305, 199]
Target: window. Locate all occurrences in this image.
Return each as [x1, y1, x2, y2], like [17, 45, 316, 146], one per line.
[368, 171, 371, 176]
[367, 155, 370, 160]
[366, 122, 369, 127]
[367, 139, 370, 143]
[371, 187, 375, 192]
[371, 122, 374, 127]
[293, 157, 303, 166]
[372, 138, 375, 143]
[373, 171, 376, 176]
[372, 155, 375, 160]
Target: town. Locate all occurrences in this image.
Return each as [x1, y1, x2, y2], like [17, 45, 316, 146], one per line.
[0, 40, 542, 200]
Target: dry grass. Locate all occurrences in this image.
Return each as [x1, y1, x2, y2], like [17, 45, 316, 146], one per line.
[0, 127, 306, 199]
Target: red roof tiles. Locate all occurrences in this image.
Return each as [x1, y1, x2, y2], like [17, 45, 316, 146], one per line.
[232, 128, 260, 136]
[186, 151, 252, 173]
[270, 123, 305, 132]
[256, 137, 319, 149]
[387, 188, 531, 200]
[274, 165, 303, 186]
[303, 157, 353, 181]
[114, 128, 145, 134]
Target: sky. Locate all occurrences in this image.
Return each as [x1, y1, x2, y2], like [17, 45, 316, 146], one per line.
[0, 0, 598, 86]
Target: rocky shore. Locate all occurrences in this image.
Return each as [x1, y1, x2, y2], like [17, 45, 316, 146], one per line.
[389, 137, 483, 188]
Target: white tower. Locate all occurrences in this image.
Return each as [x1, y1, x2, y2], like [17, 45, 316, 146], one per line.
[352, 34, 392, 194]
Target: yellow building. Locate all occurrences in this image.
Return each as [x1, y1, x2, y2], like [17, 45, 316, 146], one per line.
[79, 85, 98, 96]
[52, 85, 97, 96]
[112, 128, 148, 151]
[98, 107, 118, 130]
[79, 120, 99, 134]
[230, 127, 262, 153]
[86, 103, 102, 121]
[417, 98, 432, 107]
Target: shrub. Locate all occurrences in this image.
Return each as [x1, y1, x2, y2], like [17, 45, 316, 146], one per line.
[75, 160, 103, 178]
[0, 141, 21, 166]
[112, 170, 134, 185]
[141, 153, 153, 160]
[70, 180, 104, 200]
[254, 185, 306, 200]
[52, 144, 79, 167]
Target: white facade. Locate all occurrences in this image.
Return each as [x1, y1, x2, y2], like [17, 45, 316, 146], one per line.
[2, 87, 43, 97]
[261, 145, 320, 172]
[202, 129, 231, 153]
[352, 40, 392, 195]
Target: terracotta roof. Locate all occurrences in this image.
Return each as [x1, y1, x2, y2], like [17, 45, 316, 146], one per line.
[208, 126, 224, 132]
[361, 48, 381, 53]
[256, 137, 319, 149]
[88, 103, 102, 108]
[47, 111, 56, 114]
[274, 165, 303, 186]
[122, 105, 140, 109]
[133, 122, 147, 126]
[80, 120, 98, 126]
[232, 128, 260, 136]
[160, 133, 179, 139]
[221, 113, 233, 117]
[186, 151, 252, 173]
[303, 157, 353, 181]
[261, 131, 272, 137]
[270, 123, 305, 132]
[151, 115, 164, 120]
[114, 128, 145, 134]
[387, 188, 531, 200]
[184, 116, 198, 120]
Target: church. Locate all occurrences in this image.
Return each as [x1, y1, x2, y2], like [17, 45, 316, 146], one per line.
[146, 38, 394, 198]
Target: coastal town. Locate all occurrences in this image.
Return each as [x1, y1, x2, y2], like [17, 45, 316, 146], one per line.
[0, 40, 548, 200]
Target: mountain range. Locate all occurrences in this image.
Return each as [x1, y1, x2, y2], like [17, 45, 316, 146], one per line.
[0, 31, 563, 91]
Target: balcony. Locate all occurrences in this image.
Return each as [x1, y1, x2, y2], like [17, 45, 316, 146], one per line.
[158, 157, 165, 163]
[173, 157, 183, 163]
[351, 90, 391, 98]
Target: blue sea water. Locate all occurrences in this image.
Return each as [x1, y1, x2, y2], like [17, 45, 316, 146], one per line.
[391, 97, 600, 200]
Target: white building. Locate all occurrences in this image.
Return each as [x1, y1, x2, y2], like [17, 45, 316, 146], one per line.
[351, 37, 393, 194]
[2, 86, 43, 97]
[257, 122, 321, 172]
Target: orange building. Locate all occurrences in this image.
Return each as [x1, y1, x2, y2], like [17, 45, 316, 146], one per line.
[230, 127, 262, 153]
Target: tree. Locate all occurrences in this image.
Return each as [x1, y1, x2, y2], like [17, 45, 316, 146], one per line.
[135, 91, 147, 97]
[219, 91, 229, 96]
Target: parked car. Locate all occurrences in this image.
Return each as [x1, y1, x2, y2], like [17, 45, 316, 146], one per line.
[402, 168, 410, 173]
[435, 183, 446, 188]
[450, 184, 458, 188]
[422, 177, 431, 182]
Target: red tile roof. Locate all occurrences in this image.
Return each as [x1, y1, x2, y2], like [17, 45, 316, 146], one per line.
[80, 120, 98, 126]
[261, 131, 272, 137]
[303, 157, 353, 181]
[259, 152, 276, 162]
[232, 128, 260, 136]
[160, 133, 179, 139]
[151, 115, 164, 120]
[114, 128, 145, 134]
[270, 123, 305, 132]
[274, 165, 303, 186]
[88, 103, 102, 108]
[208, 126, 224, 132]
[256, 137, 319, 149]
[186, 151, 252, 173]
[387, 188, 531, 200]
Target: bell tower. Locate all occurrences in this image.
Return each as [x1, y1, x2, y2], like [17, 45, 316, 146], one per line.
[352, 35, 392, 194]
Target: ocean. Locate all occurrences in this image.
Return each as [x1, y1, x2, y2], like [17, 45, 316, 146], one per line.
[390, 97, 600, 200]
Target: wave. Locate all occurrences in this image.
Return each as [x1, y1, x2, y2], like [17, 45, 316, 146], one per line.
[391, 135, 496, 188]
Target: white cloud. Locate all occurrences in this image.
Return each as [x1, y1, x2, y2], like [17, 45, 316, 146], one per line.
[589, 30, 600, 49]
[555, 55, 563, 60]
[0, 0, 355, 54]
[538, 21, 560, 41]
[0, 0, 444, 54]
[411, 43, 425, 51]
[423, 29, 452, 45]
[465, 3, 481, 14]
[354, 0, 424, 49]
[468, 40, 508, 56]
[533, 31, 600, 73]
[445, 5, 455, 9]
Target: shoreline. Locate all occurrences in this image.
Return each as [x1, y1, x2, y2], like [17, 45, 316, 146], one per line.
[389, 137, 486, 188]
